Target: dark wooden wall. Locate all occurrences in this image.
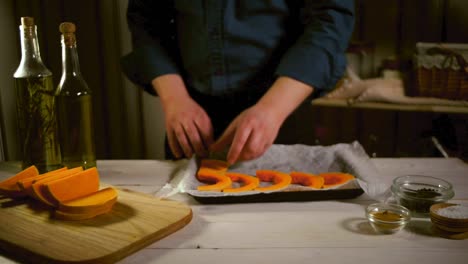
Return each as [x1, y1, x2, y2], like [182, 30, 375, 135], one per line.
[353, 0, 468, 77]
[2, 0, 467, 161]
[278, 0, 468, 159]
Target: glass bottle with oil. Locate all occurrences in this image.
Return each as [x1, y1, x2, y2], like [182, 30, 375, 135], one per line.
[13, 17, 62, 173]
[56, 22, 96, 169]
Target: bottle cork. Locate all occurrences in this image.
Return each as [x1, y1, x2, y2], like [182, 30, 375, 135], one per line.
[21, 17, 35, 27]
[59, 22, 76, 34]
[59, 22, 76, 46]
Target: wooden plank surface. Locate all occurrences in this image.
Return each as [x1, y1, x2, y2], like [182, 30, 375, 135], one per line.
[0, 185, 192, 263]
[1, 159, 468, 264]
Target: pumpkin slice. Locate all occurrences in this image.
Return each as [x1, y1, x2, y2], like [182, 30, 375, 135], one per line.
[223, 172, 259, 193]
[17, 167, 68, 194]
[0, 165, 39, 198]
[200, 159, 229, 172]
[197, 168, 232, 191]
[54, 203, 114, 221]
[58, 187, 118, 214]
[319, 172, 355, 189]
[30, 167, 84, 206]
[254, 170, 291, 192]
[290, 171, 324, 189]
[43, 167, 100, 205]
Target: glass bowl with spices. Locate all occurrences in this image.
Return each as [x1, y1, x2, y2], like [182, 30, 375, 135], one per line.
[366, 203, 411, 234]
[391, 175, 454, 217]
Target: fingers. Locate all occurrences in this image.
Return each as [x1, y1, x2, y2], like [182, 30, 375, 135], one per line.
[166, 127, 183, 159]
[231, 128, 271, 163]
[168, 115, 213, 159]
[184, 113, 214, 158]
[194, 114, 214, 155]
[172, 123, 193, 158]
[237, 132, 269, 161]
[217, 107, 278, 164]
[226, 126, 252, 164]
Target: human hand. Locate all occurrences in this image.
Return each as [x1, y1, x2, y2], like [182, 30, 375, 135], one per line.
[210, 76, 313, 164]
[152, 74, 214, 159]
[163, 96, 213, 159]
[210, 103, 282, 164]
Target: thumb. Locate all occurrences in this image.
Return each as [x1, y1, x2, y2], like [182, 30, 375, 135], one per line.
[210, 123, 236, 152]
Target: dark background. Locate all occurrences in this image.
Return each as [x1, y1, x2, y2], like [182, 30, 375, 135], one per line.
[0, 0, 467, 161]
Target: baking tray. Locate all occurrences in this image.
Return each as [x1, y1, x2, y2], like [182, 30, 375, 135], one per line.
[178, 143, 376, 204]
[189, 187, 364, 204]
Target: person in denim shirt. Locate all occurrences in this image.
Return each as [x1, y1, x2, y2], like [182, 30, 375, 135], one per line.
[121, 0, 354, 163]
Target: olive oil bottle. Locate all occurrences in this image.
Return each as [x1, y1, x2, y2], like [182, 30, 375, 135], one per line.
[13, 17, 62, 173]
[56, 22, 96, 169]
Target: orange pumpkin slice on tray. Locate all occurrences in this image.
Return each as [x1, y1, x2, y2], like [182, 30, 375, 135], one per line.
[254, 170, 291, 192]
[223, 172, 259, 193]
[200, 159, 229, 172]
[290, 171, 324, 189]
[0, 165, 39, 198]
[196, 168, 232, 191]
[319, 172, 355, 189]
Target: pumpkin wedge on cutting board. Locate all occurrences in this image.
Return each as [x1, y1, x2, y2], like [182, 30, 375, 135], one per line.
[0, 165, 118, 220]
[0, 164, 193, 263]
[0, 165, 39, 197]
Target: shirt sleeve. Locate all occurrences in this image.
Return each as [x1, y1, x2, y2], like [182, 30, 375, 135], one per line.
[275, 0, 355, 95]
[120, 0, 180, 95]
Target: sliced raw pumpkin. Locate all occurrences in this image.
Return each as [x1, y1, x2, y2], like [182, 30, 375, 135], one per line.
[30, 167, 84, 206]
[54, 203, 114, 221]
[200, 159, 229, 172]
[223, 172, 259, 193]
[290, 171, 324, 189]
[254, 170, 291, 192]
[0, 165, 39, 198]
[319, 172, 355, 189]
[0, 165, 117, 221]
[196, 168, 232, 191]
[58, 187, 118, 214]
[17, 167, 68, 194]
[43, 167, 100, 205]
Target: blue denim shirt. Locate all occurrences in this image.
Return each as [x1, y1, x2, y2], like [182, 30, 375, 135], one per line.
[121, 0, 354, 97]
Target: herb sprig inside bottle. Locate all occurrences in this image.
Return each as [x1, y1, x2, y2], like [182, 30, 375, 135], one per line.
[13, 17, 62, 173]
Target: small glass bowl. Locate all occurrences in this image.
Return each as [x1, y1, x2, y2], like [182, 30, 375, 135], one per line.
[391, 175, 454, 217]
[366, 203, 411, 234]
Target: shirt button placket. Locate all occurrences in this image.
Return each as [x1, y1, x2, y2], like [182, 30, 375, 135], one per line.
[206, 0, 227, 95]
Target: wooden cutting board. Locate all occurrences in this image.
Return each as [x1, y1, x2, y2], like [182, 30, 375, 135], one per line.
[0, 186, 192, 263]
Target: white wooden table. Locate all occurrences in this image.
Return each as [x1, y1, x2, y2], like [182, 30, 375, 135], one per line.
[1, 158, 467, 264]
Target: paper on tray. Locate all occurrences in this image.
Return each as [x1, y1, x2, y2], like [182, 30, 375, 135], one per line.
[157, 141, 390, 201]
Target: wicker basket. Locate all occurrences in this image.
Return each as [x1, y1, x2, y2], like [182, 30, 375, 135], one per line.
[414, 43, 468, 100]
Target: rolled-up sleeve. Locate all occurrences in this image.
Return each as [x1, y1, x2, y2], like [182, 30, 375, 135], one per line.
[121, 0, 179, 95]
[275, 0, 354, 95]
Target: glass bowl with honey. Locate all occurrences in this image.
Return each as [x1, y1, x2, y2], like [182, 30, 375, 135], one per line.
[366, 203, 411, 234]
[391, 175, 454, 217]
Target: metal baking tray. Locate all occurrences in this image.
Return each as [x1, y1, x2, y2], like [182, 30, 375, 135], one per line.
[188, 184, 364, 204]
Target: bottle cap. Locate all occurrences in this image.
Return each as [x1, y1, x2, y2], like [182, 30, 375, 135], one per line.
[59, 22, 76, 34]
[21, 17, 35, 27]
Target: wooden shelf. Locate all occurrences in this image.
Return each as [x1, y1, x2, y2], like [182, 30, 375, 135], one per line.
[311, 98, 468, 114]
[277, 98, 468, 159]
